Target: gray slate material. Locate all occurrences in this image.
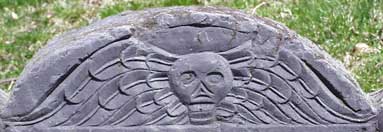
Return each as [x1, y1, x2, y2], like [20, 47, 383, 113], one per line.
[0, 6, 381, 132]
[0, 89, 8, 110]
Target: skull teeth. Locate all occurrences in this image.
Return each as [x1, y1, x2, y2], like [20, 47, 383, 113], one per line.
[188, 103, 215, 112]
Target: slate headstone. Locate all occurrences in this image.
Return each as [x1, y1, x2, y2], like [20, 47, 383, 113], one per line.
[0, 6, 381, 132]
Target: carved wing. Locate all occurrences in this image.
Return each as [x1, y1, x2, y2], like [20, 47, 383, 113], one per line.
[8, 39, 188, 127]
[217, 49, 375, 125]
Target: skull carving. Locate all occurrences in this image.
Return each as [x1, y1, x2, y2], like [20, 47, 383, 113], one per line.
[169, 52, 233, 125]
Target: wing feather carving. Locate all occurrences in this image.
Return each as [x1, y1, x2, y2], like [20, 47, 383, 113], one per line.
[7, 39, 185, 127]
[221, 49, 375, 125]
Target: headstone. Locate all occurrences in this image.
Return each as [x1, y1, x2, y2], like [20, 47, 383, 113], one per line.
[0, 6, 381, 132]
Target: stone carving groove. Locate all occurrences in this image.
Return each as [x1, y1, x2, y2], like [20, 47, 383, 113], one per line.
[0, 6, 381, 132]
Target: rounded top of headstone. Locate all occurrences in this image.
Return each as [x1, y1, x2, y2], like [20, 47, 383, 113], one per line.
[1, 6, 377, 129]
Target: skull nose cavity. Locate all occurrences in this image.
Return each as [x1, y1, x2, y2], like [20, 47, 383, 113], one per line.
[194, 84, 213, 97]
[198, 86, 209, 95]
[191, 84, 215, 104]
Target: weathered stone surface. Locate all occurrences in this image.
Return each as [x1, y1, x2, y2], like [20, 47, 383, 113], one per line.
[0, 89, 8, 110]
[0, 6, 381, 131]
[369, 89, 383, 109]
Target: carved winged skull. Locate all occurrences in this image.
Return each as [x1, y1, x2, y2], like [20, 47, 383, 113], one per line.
[2, 39, 375, 127]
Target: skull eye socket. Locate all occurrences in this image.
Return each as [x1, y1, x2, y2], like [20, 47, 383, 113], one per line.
[180, 71, 196, 85]
[206, 72, 224, 84]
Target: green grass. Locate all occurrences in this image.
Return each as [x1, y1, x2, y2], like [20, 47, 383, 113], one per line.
[0, 0, 382, 92]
